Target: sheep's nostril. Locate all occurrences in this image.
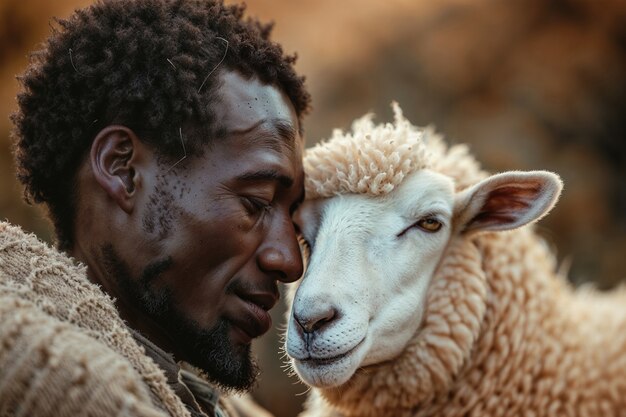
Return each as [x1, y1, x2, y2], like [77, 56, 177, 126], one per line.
[294, 308, 337, 334]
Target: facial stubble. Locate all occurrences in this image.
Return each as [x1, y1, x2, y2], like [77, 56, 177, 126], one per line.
[100, 244, 259, 392]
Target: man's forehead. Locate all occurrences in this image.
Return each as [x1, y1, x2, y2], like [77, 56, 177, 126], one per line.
[214, 71, 299, 138]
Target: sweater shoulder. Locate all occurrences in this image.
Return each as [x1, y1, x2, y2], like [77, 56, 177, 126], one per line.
[0, 221, 112, 319]
[0, 221, 89, 288]
[0, 221, 191, 416]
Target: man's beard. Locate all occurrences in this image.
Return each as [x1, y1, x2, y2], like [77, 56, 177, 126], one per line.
[101, 244, 259, 391]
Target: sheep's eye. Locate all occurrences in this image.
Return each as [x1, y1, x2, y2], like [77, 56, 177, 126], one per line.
[397, 216, 444, 237]
[416, 218, 442, 233]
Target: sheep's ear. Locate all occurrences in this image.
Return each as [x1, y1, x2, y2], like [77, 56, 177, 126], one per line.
[454, 171, 562, 234]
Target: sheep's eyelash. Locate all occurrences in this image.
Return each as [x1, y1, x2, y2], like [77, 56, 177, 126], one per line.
[407, 211, 447, 224]
[397, 212, 447, 237]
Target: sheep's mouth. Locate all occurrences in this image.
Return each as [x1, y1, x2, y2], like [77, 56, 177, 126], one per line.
[299, 339, 364, 367]
[302, 350, 351, 366]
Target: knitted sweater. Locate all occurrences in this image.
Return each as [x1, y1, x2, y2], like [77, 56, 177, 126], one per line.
[0, 221, 229, 417]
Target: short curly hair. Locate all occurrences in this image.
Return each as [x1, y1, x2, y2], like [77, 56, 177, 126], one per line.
[12, 0, 311, 250]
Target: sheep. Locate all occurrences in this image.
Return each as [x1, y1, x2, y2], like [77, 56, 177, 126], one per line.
[284, 104, 626, 417]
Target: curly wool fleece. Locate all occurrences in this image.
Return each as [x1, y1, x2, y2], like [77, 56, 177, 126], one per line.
[297, 107, 626, 417]
[304, 102, 486, 198]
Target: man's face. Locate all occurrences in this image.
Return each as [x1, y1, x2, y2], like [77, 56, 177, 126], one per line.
[104, 71, 304, 390]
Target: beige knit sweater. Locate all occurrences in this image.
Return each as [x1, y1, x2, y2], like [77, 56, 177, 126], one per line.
[0, 221, 194, 417]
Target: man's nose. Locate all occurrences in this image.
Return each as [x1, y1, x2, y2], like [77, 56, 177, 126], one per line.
[257, 215, 304, 282]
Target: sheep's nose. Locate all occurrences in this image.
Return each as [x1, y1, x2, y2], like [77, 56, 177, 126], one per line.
[294, 307, 337, 334]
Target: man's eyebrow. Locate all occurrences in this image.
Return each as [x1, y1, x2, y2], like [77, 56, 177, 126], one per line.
[228, 119, 297, 152]
[274, 119, 297, 147]
[236, 169, 294, 188]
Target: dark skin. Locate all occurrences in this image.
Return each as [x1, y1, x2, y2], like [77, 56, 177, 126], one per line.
[70, 70, 305, 389]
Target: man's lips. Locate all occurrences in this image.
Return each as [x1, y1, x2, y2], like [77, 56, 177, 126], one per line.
[230, 292, 277, 342]
[240, 292, 278, 311]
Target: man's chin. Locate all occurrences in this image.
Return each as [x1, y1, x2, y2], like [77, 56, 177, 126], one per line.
[101, 247, 260, 391]
[176, 318, 260, 392]
[229, 321, 258, 346]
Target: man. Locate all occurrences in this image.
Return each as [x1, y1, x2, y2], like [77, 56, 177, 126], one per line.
[1, 0, 310, 415]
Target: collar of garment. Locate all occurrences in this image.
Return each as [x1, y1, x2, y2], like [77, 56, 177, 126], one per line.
[130, 329, 227, 417]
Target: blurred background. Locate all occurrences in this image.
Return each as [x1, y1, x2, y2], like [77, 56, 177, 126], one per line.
[1, 0, 625, 416]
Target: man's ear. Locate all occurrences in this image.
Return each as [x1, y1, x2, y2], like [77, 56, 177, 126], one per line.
[453, 171, 563, 234]
[90, 125, 142, 214]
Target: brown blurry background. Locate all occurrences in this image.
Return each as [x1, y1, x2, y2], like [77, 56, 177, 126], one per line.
[1, 0, 625, 416]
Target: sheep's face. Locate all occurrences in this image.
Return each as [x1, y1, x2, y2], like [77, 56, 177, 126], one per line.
[287, 169, 455, 387]
[286, 168, 562, 389]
